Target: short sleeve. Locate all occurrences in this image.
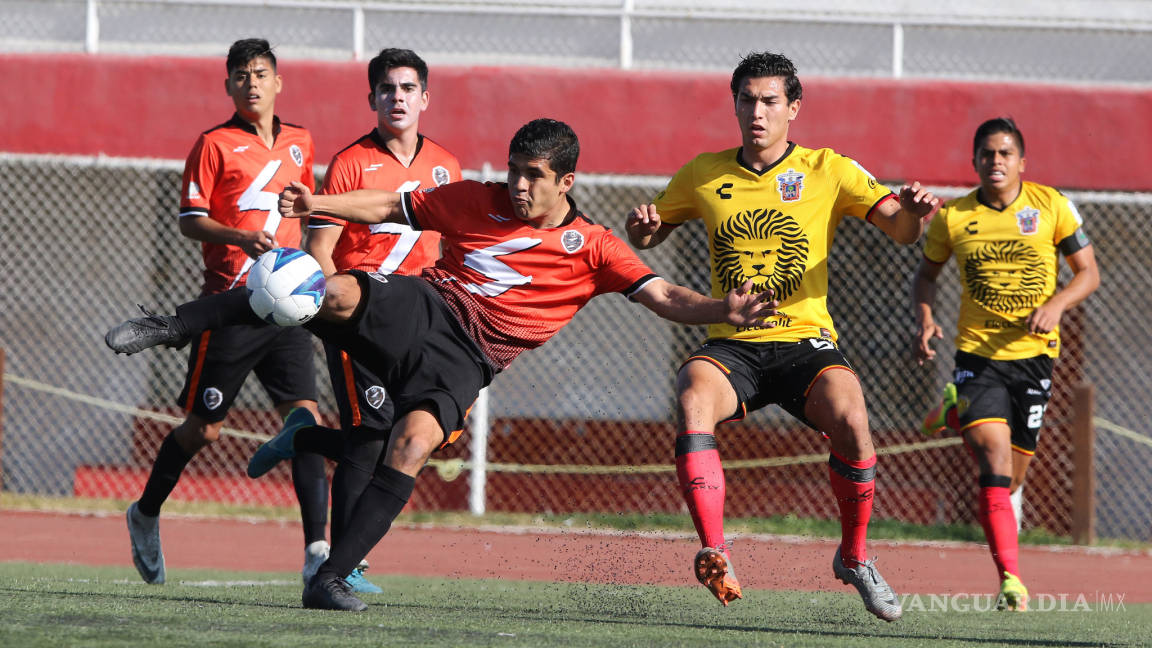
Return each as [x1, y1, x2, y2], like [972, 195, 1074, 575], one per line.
[404, 179, 486, 234]
[1053, 193, 1083, 243]
[179, 135, 218, 218]
[922, 205, 952, 264]
[592, 232, 658, 297]
[652, 159, 700, 226]
[830, 155, 896, 221]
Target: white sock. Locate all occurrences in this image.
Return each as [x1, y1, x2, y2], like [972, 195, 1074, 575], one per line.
[1010, 486, 1024, 532]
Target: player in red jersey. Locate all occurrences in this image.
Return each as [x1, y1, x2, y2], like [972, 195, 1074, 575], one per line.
[113, 39, 326, 586]
[105, 118, 779, 611]
[301, 48, 463, 593]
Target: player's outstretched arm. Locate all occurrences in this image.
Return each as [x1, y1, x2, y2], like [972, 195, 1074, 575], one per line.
[279, 180, 405, 225]
[910, 257, 945, 365]
[625, 204, 676, 249]
[633, 278, 778, 326]
[872, 182, 940, 245]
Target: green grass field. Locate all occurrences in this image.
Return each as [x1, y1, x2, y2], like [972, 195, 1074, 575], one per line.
[1, 563, 1147, 648]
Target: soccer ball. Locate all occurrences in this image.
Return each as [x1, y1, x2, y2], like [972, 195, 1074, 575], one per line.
[246, 248, 326, 326]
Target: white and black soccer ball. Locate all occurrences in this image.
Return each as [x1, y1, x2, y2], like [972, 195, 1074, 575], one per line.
[246, 247, 326, 326]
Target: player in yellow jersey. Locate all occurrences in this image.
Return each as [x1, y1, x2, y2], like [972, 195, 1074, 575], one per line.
[626, 51, 940, 622]
[912, 118, 1099, 611]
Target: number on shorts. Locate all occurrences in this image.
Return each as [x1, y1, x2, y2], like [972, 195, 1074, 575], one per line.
[1026, 404, 1047, 429]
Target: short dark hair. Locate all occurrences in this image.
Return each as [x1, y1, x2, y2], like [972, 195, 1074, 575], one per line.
[509, 119, 580, 178]
[226, 38, 276, 74]
[730, 52, 802, 103]
[367, 48, 429, 91]
[973, 117, 1025, 157]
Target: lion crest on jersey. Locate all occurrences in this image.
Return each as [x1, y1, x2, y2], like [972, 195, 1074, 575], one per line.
[432, 165, 451, 186]
[289, 144, 304, 167]
[776, 169, 805, 202]
[1016, 207, 1040, 235]
[713, 208, 809, 300]
[964, 240, 1046, 314]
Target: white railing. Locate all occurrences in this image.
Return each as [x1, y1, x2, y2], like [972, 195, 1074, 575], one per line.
[14, 0, 1144, 81]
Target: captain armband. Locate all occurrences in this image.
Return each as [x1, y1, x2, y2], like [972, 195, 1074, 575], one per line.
[1057, 229, 1091, 256]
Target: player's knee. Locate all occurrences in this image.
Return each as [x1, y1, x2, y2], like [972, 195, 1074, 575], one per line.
[174, 419, 221, 451]
[320, 274, 362, 319]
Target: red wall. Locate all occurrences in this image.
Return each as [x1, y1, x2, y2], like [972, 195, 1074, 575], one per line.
[3, 53, 1150, 190]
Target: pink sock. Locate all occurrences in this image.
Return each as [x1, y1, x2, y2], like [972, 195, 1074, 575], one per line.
[978, 485, 1020, 578]
[828, 452, 876, 566]
[675, 431, 728, 553]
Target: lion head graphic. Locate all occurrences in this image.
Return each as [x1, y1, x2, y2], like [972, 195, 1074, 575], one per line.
[713, 208, 809, 299]
[964, 240, 1047, 314]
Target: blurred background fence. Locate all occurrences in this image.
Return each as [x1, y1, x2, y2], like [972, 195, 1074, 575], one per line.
[2, 0, 1151, 544]
[1, 152, 1150, 542]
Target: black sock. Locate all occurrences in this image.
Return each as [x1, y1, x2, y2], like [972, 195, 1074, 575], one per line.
[291, 452, 329, 546]
[294, 425, 348, 460]
[319, 464, 414, 579]
[330, 435, 386, 545]
[137, 433, 195, 517]
[175, 287, 262, 332]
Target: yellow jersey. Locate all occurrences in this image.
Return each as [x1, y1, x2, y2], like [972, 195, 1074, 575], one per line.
[923, 181, 1087, 360]
[654, 143, 895, 343]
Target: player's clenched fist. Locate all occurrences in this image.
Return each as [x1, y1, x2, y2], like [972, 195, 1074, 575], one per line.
[279, 180, 315, 219]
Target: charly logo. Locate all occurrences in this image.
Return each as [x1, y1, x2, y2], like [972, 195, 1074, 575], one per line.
[713, 208, 809, 301]
[1016, 206, 1040, 235]
[561, 230, 585, 253]
[964, 240, 1046, 314]
[364, 385, 386, 410]
[289, 144, 304, 167]
[202, 387, 223, 410]
[432, 165, 451, 186]
[367, 271, 389, 284]
[775, 169, 805, 201]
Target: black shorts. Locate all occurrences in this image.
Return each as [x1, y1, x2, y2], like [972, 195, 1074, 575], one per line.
[324, 341, 395, 441]
[178, 324, 317, 423]
[683, 338, 856, 427]
[306, 271, 493, 445]
[953, 351, 1053, 455]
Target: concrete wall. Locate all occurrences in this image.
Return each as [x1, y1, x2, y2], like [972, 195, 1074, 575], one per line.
[3, 53, 1150, 190]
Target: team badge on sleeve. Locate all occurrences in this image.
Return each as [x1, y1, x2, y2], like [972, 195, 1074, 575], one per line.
[433, 165, 451, 186]
[561, 230, 585, 253]
[776, 169, 805, 202]
[289, 145, 304, 167]
[1015, 207, 1040, 235]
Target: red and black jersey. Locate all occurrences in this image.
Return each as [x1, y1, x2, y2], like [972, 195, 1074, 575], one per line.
[401, 180, 658, 370]
[312, 132, 460, 275]
[179, 114, 315, 294]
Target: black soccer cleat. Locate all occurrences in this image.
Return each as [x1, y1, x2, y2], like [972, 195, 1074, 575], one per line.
[302, 574, 368, 611]
[105, 305, 191, 355]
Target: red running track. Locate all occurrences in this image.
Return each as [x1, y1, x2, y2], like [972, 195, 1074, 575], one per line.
[1, 510, 1148, 602]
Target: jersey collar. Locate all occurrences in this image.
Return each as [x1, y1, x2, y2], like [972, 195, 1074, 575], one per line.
[227, 113, 282, 139]
[369, 130, 425, 164]
[736, 141, 796, 176]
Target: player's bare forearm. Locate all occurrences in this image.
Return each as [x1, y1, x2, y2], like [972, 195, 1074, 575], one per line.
[179, 215, 276, 257]
[310, 190, 404, 225]
[911, 259, 944, 363]
[302, 224, 341, 277]
[635, 279, 777, 326]
[875, 183, 939, 244]
[279, 181, 404, 225]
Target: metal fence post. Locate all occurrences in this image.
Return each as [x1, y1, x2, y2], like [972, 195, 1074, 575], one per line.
[1071, 383, 1096, 545]
[468, 387, 490, 516]
[85, 0, 100, 54]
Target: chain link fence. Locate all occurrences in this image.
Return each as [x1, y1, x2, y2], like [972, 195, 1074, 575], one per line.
[1, 153, 1149, 541]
